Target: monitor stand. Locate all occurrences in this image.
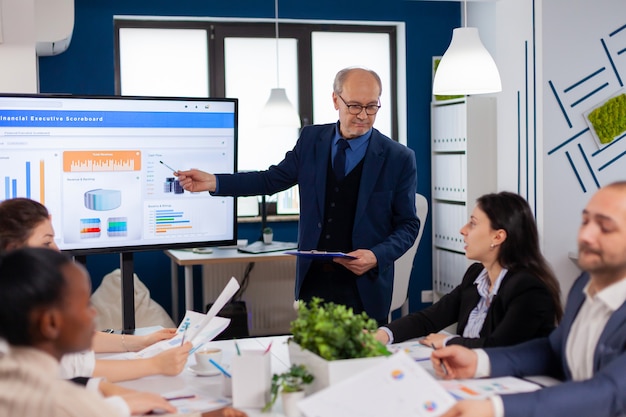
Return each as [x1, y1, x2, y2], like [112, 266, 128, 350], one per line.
[74, 252, 136, 332]
[120, 252, 136, 332]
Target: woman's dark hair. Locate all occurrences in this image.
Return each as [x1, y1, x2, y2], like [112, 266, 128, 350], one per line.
[0, 247, 71, 345]
[477, 191, 563, 322]
[0, 198, 50, 253]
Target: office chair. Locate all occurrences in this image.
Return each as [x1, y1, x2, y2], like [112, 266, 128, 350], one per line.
[388, 193, 428, 322]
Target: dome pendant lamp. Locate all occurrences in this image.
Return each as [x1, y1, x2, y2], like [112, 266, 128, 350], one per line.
[259, 0, 301, 128]
[432, 0, 502, 96]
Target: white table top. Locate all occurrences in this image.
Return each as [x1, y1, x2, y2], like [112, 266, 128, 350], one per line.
[165, 248, 296, 266]
[114, 334, 561, 416]
[117, 335, 291, 417]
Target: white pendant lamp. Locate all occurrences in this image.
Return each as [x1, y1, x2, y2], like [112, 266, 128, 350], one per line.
[259, 0, 301, 128]
[432, 1, 502, 96]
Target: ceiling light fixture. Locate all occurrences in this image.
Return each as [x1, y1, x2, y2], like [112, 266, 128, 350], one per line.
[432, 0, 502, 96]
[259, 0, 301, 128]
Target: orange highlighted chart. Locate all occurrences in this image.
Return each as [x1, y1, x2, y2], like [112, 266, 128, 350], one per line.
[63, 150, 141, 172]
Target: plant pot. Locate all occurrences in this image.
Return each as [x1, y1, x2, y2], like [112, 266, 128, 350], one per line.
[263, 233, 273, 244]
[281, 390, 305, 417]
[287, 341, 386, 394]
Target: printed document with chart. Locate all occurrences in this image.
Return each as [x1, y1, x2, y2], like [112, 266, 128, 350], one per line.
[298, 350, 456, 417]
[108, 277, 239, 360]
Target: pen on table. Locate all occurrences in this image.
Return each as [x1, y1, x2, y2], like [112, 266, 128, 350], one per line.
[165, 395, 196, 402]
[209, 358, 232, 378]
[235, 340, 241, 356]
[263, 341, 273, 355]
[431, 343, 449, 376]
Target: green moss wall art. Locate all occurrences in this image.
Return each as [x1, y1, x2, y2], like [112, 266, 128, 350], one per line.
[585, 89, 626, 146]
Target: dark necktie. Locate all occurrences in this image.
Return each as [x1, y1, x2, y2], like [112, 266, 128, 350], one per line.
[333, 139, 350, 181]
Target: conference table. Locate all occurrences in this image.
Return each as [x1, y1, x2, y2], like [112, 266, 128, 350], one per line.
[115, 333, 560, 417]
[118, 335, 291, 417]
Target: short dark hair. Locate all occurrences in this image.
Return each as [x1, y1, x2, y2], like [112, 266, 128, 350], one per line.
[0, 198, 50, 253]
[0, 247, 71, 345]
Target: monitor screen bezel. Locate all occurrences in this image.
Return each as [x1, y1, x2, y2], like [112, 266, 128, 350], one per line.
[0, 93, 238, 256]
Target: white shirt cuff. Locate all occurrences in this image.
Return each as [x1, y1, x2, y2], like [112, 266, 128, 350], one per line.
[379, 327, 394, 344]
[473, 348, 491, 378]
[442, 335, 458, 346]
[59, 349, 96, 379]
[85, 377, 104, 392]
[489, 395, 505, 417]
[104, 396, 131, 417]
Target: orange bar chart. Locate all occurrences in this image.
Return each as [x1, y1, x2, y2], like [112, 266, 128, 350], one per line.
[63, 150, 141, 172]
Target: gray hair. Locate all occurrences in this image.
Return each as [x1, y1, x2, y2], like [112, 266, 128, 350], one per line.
[333, 67, 382, 97]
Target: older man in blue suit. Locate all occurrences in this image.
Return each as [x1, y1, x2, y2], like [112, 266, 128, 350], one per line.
[432, 181, 626, 417]
[177, 67, 419, 325]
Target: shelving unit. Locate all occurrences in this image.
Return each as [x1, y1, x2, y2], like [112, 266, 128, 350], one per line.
[431, 96, 497, 300]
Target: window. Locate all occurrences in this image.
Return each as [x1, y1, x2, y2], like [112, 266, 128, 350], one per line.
[114, 19, 401, 216]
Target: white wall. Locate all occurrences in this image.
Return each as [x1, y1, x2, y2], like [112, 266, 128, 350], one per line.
[0, 0, 74, 93]
[0, 0, 38, 93]
[471, 0, 626, 298]
[541, 0, 626, 295]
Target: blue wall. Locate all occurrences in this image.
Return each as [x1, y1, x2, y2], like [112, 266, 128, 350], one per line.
[38, 0, 459, 321]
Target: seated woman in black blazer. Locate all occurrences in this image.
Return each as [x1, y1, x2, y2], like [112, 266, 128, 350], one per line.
[375, 191, 563, 349]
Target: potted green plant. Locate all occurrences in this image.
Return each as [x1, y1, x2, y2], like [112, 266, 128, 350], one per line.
[262, 226, 273, 244]
[287, 297, 390, 393]
[262, 364, 314, 416]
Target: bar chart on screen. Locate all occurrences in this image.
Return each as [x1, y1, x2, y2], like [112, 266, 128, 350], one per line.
[0, 152, 55, 204]
[276, 185, 300, 215]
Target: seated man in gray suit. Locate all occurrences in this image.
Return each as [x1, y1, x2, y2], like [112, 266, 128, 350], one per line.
[431, 181, 626, 417]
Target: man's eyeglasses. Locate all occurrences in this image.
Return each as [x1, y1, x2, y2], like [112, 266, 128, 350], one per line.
[338, 95, 381, 116]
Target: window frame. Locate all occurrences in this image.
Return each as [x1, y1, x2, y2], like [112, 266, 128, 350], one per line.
[113, 19, 399, 138]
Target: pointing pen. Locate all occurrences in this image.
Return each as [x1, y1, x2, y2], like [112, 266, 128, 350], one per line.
[159, 160, 178, 173]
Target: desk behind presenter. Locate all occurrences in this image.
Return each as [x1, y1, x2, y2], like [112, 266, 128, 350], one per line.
[165, 247, 296, 322]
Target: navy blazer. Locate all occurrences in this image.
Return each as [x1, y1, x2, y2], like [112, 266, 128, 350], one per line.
[385, 263, 557, 347]
[486, 273, 626, 417]
[216, 123, 419, 320]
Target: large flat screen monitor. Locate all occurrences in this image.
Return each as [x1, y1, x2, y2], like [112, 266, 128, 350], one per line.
[0, 94, 238, 255]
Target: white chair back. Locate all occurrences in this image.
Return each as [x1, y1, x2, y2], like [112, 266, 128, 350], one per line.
[388, 193, 428, 320]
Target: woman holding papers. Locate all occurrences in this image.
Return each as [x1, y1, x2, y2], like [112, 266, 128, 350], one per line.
[0, 197, 192, 382]
[375, 192, 563, 349]
[0, 247, 248, 417]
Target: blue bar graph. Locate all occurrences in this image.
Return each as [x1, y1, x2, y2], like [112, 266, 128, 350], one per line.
[26, 161, 31, 198]
[3, 161, 32, 200]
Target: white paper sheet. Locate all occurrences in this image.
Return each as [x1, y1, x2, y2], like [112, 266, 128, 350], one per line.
[162, 387, 232, 413]
[107, 277, 239, 360]
[386, 340, 435, 362]
[298, 351, 456, 417]
[439, 376, 541, 400]
[135, 315, 231, 358]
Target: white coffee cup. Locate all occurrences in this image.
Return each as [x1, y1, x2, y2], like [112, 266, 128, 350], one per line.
[194, 347, 223, 372]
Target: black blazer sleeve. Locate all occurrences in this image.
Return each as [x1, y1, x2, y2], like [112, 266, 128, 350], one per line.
[385, 263, 557, 348]
[385, 263, 484, 343]
[447, 268, 557, 349]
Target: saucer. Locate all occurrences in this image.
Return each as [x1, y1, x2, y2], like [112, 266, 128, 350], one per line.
[188, 364, 221, 377]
